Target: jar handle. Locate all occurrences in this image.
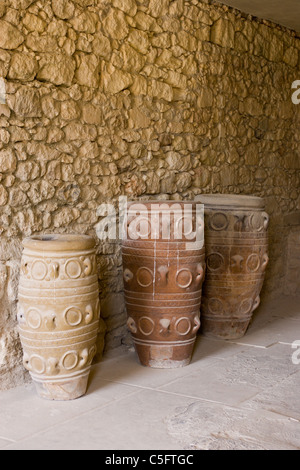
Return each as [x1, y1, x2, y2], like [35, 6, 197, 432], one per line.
[261, 253, 269, 271]
[50, 262, 59, 280]
[85, 305, 93, 324]
[192, 315, 201, 333]
[84, 258, 92, 276]
[158, 265, 169, 286]
[252, 295, 260, 311]
[123, 268, 133, 283]
[262, 212, 269, 230]
[196, 263, 205, 285]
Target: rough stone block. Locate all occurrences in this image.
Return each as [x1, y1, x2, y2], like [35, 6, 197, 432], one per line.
[210, 18, 235, 49]
[8, 53, 38, 81]
[37, 54, 75, 86]
[0, 20, 24, 49]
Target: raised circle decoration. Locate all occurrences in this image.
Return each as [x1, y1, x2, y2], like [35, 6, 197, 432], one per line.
[64, 307, 83, 327]
[246, 253, 260, 273]
[175, 317, 192, 336]
[176, 268, 193, 289]
[62, 351, 79, 370]
[27, 308, 42, 329]
[207, 252, 224, 271]
[65, 259, 82, 279]
[29, 355, 46, 374]
[239, 298, 253, 315]
[31, 260, 47, 281]
[207, 298, 223, 315]
[249, 212, 264, 232]
[136, 267, 154, 288]
[209, 212, 229, 231]
[138, 316, 155, 336]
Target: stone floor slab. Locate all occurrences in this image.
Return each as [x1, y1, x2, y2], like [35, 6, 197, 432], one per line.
[242, 370, 300, 421]
[3, 389, 196, 450]
[159, 343, 298, 406]
[0, 377, 140, 442]
[166, 400, 300, 450]
[92, 336, 247, 390]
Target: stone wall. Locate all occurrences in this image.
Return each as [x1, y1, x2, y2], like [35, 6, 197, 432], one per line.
[284, 212, 300, 296]
[285, 228, 300, 295]
[0, 0, 299, 390]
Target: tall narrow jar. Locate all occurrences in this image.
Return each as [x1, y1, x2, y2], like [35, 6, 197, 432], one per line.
[17, 234, 100, 400]
[122, 200, 205, 368]
[196, 194, 269, 339]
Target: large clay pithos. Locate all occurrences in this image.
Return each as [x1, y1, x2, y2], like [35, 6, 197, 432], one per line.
[122, 200, 205, 368]
[17, 234, 100, 400]
[195, 194, 269, 340]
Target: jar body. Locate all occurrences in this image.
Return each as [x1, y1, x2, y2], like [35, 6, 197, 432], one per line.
[18, 234, 100, 400]
[196, 195, 269, 340]
[122, 201, 205, 368]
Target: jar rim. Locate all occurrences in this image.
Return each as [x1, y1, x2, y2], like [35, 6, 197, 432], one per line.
[22, 234, 96, 252]
[195, 193, 265, 209]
